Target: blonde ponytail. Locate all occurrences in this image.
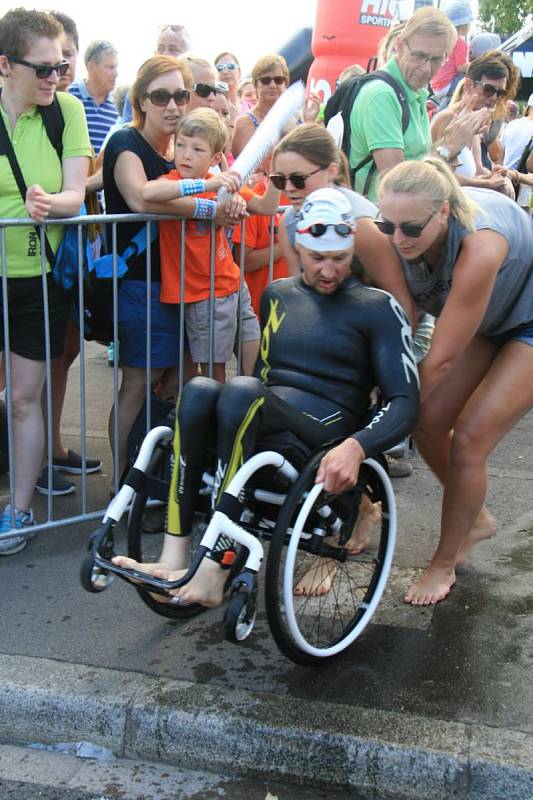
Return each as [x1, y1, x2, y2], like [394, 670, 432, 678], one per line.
[377, 157, 478, 232]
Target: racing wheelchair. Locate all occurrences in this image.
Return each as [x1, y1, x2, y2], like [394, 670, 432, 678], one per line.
[80, 421, 396, 666]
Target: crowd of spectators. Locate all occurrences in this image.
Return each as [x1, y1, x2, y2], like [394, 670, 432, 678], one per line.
[0, 6, 532, 618]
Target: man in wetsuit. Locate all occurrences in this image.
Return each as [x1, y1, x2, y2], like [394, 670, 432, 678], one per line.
[113, 188, 420, 606]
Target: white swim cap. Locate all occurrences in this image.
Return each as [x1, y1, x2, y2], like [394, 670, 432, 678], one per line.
[295, 188, 356, 252]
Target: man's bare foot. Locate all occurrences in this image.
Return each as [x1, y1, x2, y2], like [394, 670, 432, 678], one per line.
[160, 557, 227, 608]
[328, 499, 382, 555]
[404, 565, 456, 606]
[112, 534, 191, 603]
[294, 558, 337, 597]
[455, 510, 497, 567]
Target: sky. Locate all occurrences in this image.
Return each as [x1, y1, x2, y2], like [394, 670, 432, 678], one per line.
[18, 0, 318, 85]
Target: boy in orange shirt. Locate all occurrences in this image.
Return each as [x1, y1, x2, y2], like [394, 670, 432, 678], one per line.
[142, 108, 280, 381]
[232, 164, 288, 316]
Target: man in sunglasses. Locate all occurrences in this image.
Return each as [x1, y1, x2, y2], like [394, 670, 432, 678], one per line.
[113, 188, 419, 606]
[69, 40, 119, 156]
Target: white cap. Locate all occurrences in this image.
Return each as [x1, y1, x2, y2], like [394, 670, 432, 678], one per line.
[295, 188, 356, 252]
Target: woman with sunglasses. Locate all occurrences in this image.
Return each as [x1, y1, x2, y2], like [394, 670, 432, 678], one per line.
[103, 55, 241, 486]
[0, 8, 91, 553]
[376, 157, 533, 606]
[214, 51, 241, 113]
[232, 54, 289, 159]
[431, 51, 519, 196]
[272, 124, 418, 332]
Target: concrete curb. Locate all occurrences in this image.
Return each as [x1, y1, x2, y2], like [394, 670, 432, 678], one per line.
[1, 654, 532, 799]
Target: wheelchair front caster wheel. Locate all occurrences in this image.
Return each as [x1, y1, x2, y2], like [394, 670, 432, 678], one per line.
[224, 587, 257, 643]
[80, 555, 115, 593]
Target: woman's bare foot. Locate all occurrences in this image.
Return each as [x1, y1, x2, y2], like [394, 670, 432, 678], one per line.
[294, 558, 337, 597]
[455, 510, 497, 567]
[404, 564, 456, 606]
[329, 499, 382, 555]
[161, 557, 227, 608]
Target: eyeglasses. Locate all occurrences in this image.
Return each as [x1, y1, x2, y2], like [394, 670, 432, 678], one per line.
[404, 41, 446, 68]
[297, 222, 354, 238]
[216, 62, 238, 72]
[145, 88, 190, 106]
[258, 75, 286, 86]
[85, 41, 114, 62]
[374, 211, 436, 238]
[193, 82, 217, 98]
[474, 81, 507, 100]
[6, 54, 70, 79]
[269, 167, 323, 190]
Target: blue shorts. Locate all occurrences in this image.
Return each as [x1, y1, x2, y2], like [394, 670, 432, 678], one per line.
[487, 321, 533, 348]
[118, 279, 181, 368]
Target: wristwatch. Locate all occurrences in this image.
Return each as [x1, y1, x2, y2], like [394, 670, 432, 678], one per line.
[435, 145, 457, 163]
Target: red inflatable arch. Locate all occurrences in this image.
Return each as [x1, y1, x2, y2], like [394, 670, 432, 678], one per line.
[308, 0, 402, 103]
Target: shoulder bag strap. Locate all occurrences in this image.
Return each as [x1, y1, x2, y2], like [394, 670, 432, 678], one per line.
[0, 104, 56, 266]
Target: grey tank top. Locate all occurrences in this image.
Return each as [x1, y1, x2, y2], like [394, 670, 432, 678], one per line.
[401, 188, 533, 336]
[284, 186, 378, 247]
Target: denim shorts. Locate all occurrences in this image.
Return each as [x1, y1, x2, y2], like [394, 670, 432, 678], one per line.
[487, 321, 533, 348]
[118, 279, 181, 368]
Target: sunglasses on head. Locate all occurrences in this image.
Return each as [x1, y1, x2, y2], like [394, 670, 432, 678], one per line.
[145, 88, 190, 106]
[193, 82, 217, 97]
[298, 222, 354, 238]
[258, 75, 286, 86]
[216, 62, 237, 72]
[374, 211, 435, 238]
[269, 166, 322, 190]
[7, 54, 69, 79]
[475, 81, 507, 100]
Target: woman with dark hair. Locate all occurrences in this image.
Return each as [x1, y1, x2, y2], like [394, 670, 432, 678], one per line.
[0, 8, 91, 553]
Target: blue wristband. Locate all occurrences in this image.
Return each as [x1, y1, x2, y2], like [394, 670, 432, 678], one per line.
[180, 178, 206, 197]
[194, 198, 217, 219]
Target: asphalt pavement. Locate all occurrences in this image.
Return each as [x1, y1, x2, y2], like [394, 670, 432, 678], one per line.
[0, 343, 532, 799]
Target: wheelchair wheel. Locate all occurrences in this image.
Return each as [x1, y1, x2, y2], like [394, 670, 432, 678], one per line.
[127, 440, 205, 620]
[265, 452, 396, 665]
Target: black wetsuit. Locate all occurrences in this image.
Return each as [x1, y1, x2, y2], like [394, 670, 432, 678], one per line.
[167, 276, 419, 537]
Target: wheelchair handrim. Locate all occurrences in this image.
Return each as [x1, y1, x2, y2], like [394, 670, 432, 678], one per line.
[282, 457, 397, 658]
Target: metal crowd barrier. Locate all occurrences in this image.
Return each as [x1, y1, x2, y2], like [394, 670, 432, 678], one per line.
[0, 211, 280, 535]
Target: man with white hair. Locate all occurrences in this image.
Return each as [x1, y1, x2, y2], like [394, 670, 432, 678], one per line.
[69, 40, 118, 155]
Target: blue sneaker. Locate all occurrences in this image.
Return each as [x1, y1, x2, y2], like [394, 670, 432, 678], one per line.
[0, 505, 36, 555]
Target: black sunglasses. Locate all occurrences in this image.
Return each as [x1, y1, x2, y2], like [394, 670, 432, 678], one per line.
[193, 82, 217, 98]
[475, 81, 507, 100]
[7, 54, 69, 79]
[145, 88, 190, 107]
[298, 222, 353, 238]
[374, 211, 436, 239]
[269, 167, 322, 190]
[258, 75, 286, 86]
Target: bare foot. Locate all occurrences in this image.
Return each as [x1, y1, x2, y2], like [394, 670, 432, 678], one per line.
[329, 499, 382, 555]
[293, 558, 337, 597]
[404, 565, 456, 606]
[112, 533, 191, 603]
[455, 510, 497, 567]
[160, 557, 227, 608]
